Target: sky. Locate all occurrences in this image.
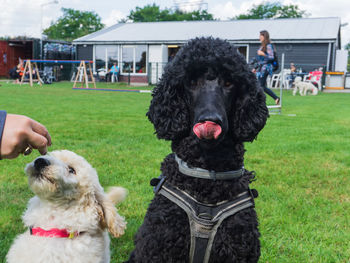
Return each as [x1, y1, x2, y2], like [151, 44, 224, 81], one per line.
[1, 0, 350, 47]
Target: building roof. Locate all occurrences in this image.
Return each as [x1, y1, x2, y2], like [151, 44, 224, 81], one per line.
[73, 17, 341, 44]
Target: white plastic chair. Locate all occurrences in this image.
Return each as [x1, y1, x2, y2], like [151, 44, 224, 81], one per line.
[269, 73, 281, 89]
[281, 69, 291, 89]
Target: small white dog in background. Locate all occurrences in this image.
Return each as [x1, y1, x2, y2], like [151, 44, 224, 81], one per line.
[293, 76, 319, 96]
[6, 150, 127, 263]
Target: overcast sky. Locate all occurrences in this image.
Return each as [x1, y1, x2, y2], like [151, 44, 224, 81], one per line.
[1, 0, 349, 47]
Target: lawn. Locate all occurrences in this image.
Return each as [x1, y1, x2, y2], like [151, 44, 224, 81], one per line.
[0, 81, 349, 262]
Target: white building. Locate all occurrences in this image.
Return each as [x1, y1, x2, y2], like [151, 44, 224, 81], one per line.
[73, 17, 342, 84]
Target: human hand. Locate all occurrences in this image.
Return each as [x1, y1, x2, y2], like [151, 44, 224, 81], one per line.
[0, 114, 52, 159]
[257, 50, 265, 56]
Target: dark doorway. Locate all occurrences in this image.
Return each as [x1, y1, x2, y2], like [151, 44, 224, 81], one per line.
[168, 45, 181, 62]
[237, 46, 247, 59]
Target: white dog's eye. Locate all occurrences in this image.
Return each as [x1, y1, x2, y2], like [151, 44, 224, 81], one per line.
[68, 166, 76, 175]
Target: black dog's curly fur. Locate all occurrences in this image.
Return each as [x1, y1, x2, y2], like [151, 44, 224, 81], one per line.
[126, 37, 269, 263]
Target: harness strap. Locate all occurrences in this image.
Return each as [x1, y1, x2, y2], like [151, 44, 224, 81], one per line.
[158, 183, 255, 263]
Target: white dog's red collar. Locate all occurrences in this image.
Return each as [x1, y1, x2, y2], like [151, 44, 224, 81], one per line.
[30, 227, 80, 239]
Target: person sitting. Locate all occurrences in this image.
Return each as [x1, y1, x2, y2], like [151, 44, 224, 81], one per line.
[12, 60, 24, 83]
[106, 62, 120, 82]
[9, 66, 19, 81]
[287, 63, 297, 88]
[306, 68, 323, 89]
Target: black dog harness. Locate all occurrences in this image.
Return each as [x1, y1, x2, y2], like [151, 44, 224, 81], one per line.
[151, 155, 258, 263]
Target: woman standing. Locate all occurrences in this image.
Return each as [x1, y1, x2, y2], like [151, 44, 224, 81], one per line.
[256, 30, 280, 105]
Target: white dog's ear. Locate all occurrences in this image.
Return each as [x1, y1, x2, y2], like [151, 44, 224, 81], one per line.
[95, 187, 127, 238]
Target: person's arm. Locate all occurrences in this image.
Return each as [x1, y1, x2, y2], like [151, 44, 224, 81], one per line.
[257, 46, 264, 57]
[257, 50, 265, 56]
[266, 44, 274, 61]
[0, 113, 51, 159]
[0, 111, 7, 159]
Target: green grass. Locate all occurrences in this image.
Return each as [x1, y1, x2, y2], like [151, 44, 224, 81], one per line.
[0, 81, 349, 262]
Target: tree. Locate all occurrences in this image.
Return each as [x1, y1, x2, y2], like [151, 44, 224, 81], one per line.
[118, 18, 128, 23]
[128, 3, 214, 22]
[345, 42, 350, 71]
[43, 8, 104, 41]
[175, 9, 214, 21]
[128, 4, 164, 22]
[345, 42, 350, 51]
[234, 2, 307, 20]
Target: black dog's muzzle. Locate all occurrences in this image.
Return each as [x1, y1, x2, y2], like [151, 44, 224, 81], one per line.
[191, 80, 229, 141]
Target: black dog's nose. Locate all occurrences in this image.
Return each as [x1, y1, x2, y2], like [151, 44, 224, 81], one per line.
[34, 158, 50, 171]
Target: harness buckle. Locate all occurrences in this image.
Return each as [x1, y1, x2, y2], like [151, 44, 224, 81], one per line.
[151, 174, 166, 194]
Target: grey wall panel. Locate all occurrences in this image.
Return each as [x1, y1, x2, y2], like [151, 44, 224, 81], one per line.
[248, 43, 330, 72]
[76, 45, 93, 60]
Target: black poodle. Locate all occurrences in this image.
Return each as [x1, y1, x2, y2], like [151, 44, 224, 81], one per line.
[126, 37, 269, 263]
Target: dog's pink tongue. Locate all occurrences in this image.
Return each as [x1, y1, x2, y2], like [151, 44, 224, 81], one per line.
[193, 121, 222, 140]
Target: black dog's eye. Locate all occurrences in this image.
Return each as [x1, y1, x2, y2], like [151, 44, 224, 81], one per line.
[190, 79, 198, 86]
[224, 81, 233, 88]
[68, 166, 76, 175]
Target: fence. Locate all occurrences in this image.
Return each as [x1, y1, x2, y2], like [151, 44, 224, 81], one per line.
[148, 62, 167, 85]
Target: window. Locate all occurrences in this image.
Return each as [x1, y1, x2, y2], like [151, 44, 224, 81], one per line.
[136, 46, 147, 73]
[121, 45, 147, 74]
[122, 46, 134, 73]
[95, 45, 119, 72]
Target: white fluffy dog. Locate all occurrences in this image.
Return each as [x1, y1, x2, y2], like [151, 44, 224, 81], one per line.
[6, 150, 127, 263]
[293, 76, 319, 96]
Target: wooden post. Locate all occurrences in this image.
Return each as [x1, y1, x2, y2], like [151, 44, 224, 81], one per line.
[28, 60, 33, 87]
[73, 61, 83, 88]
[72, 61, 96, 89]
[87, 62, 96, 89]
[82, 61, 89, 89]
[20, 60, 29, 85]
[20, 60, 42, 87]
[33, 62, 42, 86]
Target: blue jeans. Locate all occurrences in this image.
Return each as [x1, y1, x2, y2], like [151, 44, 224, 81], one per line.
[259, 73, 279, 101]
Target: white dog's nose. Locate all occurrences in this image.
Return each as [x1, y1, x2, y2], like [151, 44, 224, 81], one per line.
[34, 158, 50, 171]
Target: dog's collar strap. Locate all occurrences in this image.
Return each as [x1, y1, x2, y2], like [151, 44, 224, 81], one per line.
[175, 154, 244, 180]
[30, 227, 80, 239]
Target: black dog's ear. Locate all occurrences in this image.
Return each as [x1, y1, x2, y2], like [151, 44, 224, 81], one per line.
[146, 76, 190, 141]
[232, 73, 269, 142]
